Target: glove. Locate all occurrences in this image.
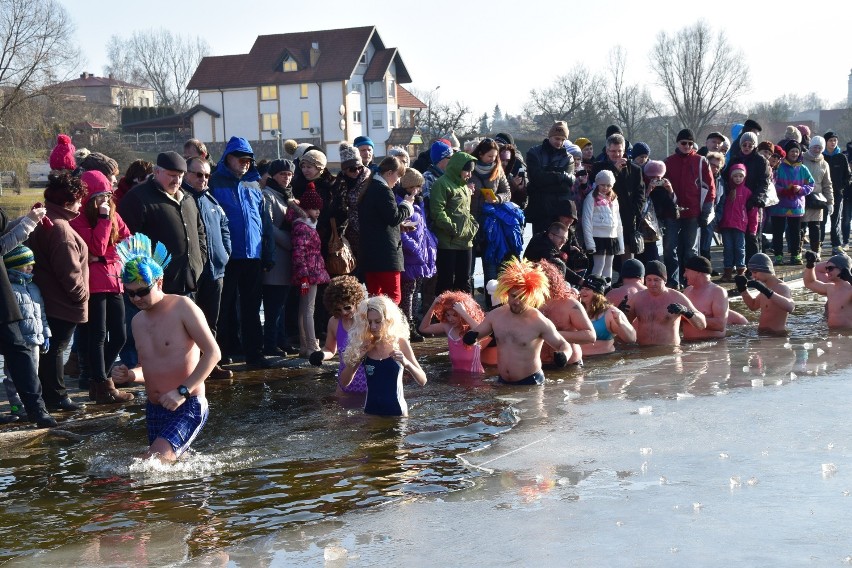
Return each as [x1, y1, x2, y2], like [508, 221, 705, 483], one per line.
[300, 278, 310, 296]
[747, 280, 774, 298]
[463, 330, 479, 345]
[308, 351, 325, 366]
[42, 338, 50, 353]
[667, 303, 695, 318]
[804, 250, 818, 269]
[618, 295, 630, 314]
[734, 274, 748, 293]
[564, 268, 583, 287]
[553, 351, 568, 368]
[698, 202, 713, 228]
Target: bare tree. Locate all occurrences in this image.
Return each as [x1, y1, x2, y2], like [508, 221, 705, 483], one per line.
[523, 65, 606, 132]
[106, 29, 210, 112]
[607, 46, 659, 142]
[650, 20, 749, 136]
[0, 0, 80, 125]
[409, 88, 477, 140]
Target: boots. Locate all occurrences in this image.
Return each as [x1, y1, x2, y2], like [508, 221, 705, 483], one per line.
[93, 379, 135, 404]
[736, 267, 746, 278]
[717, 268, 733, 283]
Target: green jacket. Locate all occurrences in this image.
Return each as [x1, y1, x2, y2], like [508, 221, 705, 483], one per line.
[429, 152, 478, 250]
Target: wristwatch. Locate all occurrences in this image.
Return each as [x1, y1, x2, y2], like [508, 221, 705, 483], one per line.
[177, 385, 191, 399]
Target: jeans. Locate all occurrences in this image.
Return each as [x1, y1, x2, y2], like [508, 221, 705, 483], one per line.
[195, 273, 224, 337]
[38, 317, 76, 405]
[218, 258, 264, 362]
[0, 322, 46, 416]
[721, 228, 746, 269]
[436, 248, 473, 295]
[663, 216, 699, 287]
[79, 292, 126, 382]
[829, 191, 843, 247]
[262, 284, 290, 350]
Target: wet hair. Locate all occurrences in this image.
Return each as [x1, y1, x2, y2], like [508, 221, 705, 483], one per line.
[343, 296, 409, 368]
[43, 172, 85, 206]
[121, 256, 164, 286]
[433, 290, 484, 333]
[323, 275, 366, 314]
[582, 288, 611, 320]
[124, 159, 153, 184]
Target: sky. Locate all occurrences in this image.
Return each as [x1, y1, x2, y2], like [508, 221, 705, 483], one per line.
[62, 0, 851, 121]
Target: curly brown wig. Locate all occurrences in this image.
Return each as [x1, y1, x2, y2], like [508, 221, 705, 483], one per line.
[323, 275, 366, 313]
[43, 172, 86, 206]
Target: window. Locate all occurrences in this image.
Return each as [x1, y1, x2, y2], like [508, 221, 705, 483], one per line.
[387, 79, 395, 98]
[353, 110, 362, 123]
[260, 85, 277, 100]
[349, 81, 361, 93]
[372, 112, 383, 129]
[389, 111, 396, 128]
[301, 111, 310, 130]
[359, 52, 367, 65]
[300, 83, 308, 99]
[282, 56, 297, 72]
[368, 82, 383, 98]
[261, 113, 279, 131]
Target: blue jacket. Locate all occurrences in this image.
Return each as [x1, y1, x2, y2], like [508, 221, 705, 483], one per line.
[183, 182, 231, 280]
[210, 137, 264, 260]
[481, 202, 525, 266]
[8, 270, 50, 346]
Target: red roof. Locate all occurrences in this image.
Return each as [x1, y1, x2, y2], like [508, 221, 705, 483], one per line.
[188, 26, 412, 90]
[397, 85, 426, 109]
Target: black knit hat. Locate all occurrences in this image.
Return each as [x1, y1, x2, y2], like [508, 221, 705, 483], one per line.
[684, 255, 712, 274]
[605, 124, 623, 138]
[268, 159, 296, 176]
[676, 129, 695, 143]
[581, 274, 608, 295]
[494, 133, 515, 146]
[743, 119, 762, 133]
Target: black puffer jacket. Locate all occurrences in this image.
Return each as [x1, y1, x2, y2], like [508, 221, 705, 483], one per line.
[525, 139, 575, 227]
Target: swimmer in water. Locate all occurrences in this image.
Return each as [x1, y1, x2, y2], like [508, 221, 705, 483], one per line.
[419, 290, 491, 374]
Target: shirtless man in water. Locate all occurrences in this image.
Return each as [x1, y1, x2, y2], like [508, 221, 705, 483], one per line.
[803, 251, 852, 329]
[735, 253, 794, 334]
[681, 256, 728, 340]
[464, 258, 571, 384]
[606, 258, 646, 310]
[112, 255, 219, 461]
[626, 260, 707, 346]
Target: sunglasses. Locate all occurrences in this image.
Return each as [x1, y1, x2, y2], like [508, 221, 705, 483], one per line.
[346, 166, 363, 174]
[193, 171, 211, 179]
[825, 266, 838, 273]
[237, 157, 252, 165]
[125, 284, 154, 298]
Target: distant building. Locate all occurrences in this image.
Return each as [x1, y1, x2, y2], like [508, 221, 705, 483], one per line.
[186, 25, 424, 161]
[52, 72, 155, 108]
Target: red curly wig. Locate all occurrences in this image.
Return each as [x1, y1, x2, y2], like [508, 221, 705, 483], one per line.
[433, 290, 484, 332]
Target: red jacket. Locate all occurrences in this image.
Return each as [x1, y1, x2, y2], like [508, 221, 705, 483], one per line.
[663, 150, 715, 219]
[70, 211, 131, 294]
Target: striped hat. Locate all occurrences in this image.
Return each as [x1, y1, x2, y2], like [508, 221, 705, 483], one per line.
[3, 245, 35, 270]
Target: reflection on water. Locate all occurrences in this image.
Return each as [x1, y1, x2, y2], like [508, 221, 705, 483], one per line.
[0, 287, 847, 564]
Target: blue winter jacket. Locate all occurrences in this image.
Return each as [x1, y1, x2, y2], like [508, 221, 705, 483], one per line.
[183, 181, 232, 280]
[7, 270, 50, 346]
[481, 202, 525, 266]
[210, 137, 264, 260]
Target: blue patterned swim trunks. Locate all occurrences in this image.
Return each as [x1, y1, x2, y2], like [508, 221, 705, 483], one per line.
[146, 395, 209, 457]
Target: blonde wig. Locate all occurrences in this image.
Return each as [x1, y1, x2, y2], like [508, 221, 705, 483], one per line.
[343, 295, 409, 367]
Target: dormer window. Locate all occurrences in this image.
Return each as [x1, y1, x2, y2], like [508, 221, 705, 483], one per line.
[282, 55, 297, 72]
[359, 52, 368, 66]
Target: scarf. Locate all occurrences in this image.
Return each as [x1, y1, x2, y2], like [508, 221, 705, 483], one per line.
[8, 269, 33, 284]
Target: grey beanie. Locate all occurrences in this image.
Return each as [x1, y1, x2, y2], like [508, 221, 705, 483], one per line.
[747, 253, 774, 274]
[740, 132, 759, 147]
[621, 259, 645, 279]
[828, 254, 851, 272]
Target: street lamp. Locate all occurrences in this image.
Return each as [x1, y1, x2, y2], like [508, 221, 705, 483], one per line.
[271, 129, 282, 159]
[664, 123, 670, 156]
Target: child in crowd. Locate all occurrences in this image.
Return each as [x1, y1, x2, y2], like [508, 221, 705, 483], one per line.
[308, 276, 368, 395]
[717, 164, 757, 282]
[340, 296, 426, 416]
[396, 168, 437, 341]
[583, 170, 624, 280]
[3, 246, 50, 423]
[419, 290, 491, 374]
[290, 183, 330, 357]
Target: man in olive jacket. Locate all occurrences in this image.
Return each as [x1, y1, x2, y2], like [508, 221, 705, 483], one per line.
[429, 151, 478, 294]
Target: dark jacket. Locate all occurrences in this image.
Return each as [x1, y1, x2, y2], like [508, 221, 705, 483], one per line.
[357, 175, 413, 273]
[183, 181, 231, 281]
[0, 208, 23, 323]
[526, 138, 575, 227]
[524, 230, 565, 269]
[590, 160, 646, 233]
[824, 147, 851, 199]
[118, 177, 207, 294]
[722, 151, 771, 207]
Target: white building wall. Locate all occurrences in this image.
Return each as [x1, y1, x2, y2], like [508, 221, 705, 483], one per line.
[222, 89, 259, 140]
[197, 91, 223, 142]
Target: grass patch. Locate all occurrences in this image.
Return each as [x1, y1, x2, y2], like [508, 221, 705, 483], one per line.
[2, 187, 47, 218]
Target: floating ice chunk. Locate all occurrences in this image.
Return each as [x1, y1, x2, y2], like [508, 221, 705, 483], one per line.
[742, 365, 750, 372]
[676, 392, 694, 400]
[693, 502, 703, 511]
[823, 463, 837, 476]
[640, 447, 653, 455]
[773, 379, 783, 386]
[535, 474, 544, 483]
[762, 451, 769, 456]
[790, 372, 798, 380]
[843, 490, 849, 497]
[557, 477, 569, 486]
[670, 548, 680, 554]
[828, 443, 835, 450]
[563, 390, 580, 401]
[616, 521, 624, 526]
[719, 453, 729, 459]
[659, 476, 667, 485]
[751, 378, 764, 388]
[638, 405, 653, 415]
[641, 461, 649, 473]
[324, 545, 348, 562]
[730, 476, 741, 488]
[747, 477, 759, 486]
[827, 341, 833, 347]
[783, 342, 792, 349]
[817, 348, 825, 357]
[803, 342, 814, 350]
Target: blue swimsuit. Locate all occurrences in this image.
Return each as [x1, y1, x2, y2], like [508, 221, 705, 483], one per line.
[363, 356, 407, 416]
[591, 313, 614, 341]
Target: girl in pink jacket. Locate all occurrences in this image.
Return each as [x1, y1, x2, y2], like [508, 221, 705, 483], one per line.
[718, 164, 758, 281]
[70, 170, 134, 404]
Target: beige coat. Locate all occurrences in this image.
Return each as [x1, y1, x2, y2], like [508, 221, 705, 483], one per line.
[802, 151, 833, 223]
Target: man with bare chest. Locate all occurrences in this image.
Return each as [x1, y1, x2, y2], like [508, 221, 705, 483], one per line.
[113, 253, 220, 461]
[606, 258, 646, 310]
[681, 256, 728, 340]
[734, 253, 794, 334]
[464, 259, 570, 384]
[538, 260, 595, 365]
[804, 252, 852, 329]
[627, 260, 707, 346]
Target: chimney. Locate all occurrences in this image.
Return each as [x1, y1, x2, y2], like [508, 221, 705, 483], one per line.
[108, 73, 114, 80]
[80, 72, 90, 79]
[310, 42, 321, 67]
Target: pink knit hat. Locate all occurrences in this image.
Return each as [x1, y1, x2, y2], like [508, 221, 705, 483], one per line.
[49, 134, 77, 171]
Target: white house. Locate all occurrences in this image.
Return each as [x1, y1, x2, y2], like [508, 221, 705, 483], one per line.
[186, 26, 424, 161]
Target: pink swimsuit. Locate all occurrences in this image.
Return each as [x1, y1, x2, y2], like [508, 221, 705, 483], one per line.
[447, 328, 484, 374]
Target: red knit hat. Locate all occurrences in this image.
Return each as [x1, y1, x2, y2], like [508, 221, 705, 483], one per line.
[49, 134, 77, 171]
[300, 182, 323, 211]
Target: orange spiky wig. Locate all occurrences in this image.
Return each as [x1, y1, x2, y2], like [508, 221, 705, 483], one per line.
[434, 290, 485, 332]
[495, 258, 550, 308]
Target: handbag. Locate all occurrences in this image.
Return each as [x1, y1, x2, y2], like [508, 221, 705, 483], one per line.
[805, 191, 828, 211]
[639, 202, 661, 242]
[325, 218, 356, 275]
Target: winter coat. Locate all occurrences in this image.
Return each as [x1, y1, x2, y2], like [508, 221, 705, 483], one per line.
[357, 174, 413, 273]
[69, 208, 131, 294]
[802, 151, 833, 223]
[0, 208, 23, 324]
[582, 191, 624, 254]
[422, 164, 444, 201]
[117, 177, 207, 294]
[526, 138, 575, 227]
[396, 196, 437, 282]
[524, 230, 567, 269]
[210, 142, 265, 260]
[184, 182, 231, 282]
[7, 270, 50, 346]
[824, 146, 851, 200]
[290, 217, 329, 286]
[292, 169, 336, 252]
[429, 152, 479, 250]
[663, 149, 715, 220]
[0, 214, 37, 256]
[590, 160, 646, 232]
[723, 151, 771, 206]
[768, 161, 814, 218]
[26, 201, 89, 323]
[261, 183, 293, 286]
[468, 161, 511, 220]
[480, 202, 525, 267]
[719, 182, 758, 235]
